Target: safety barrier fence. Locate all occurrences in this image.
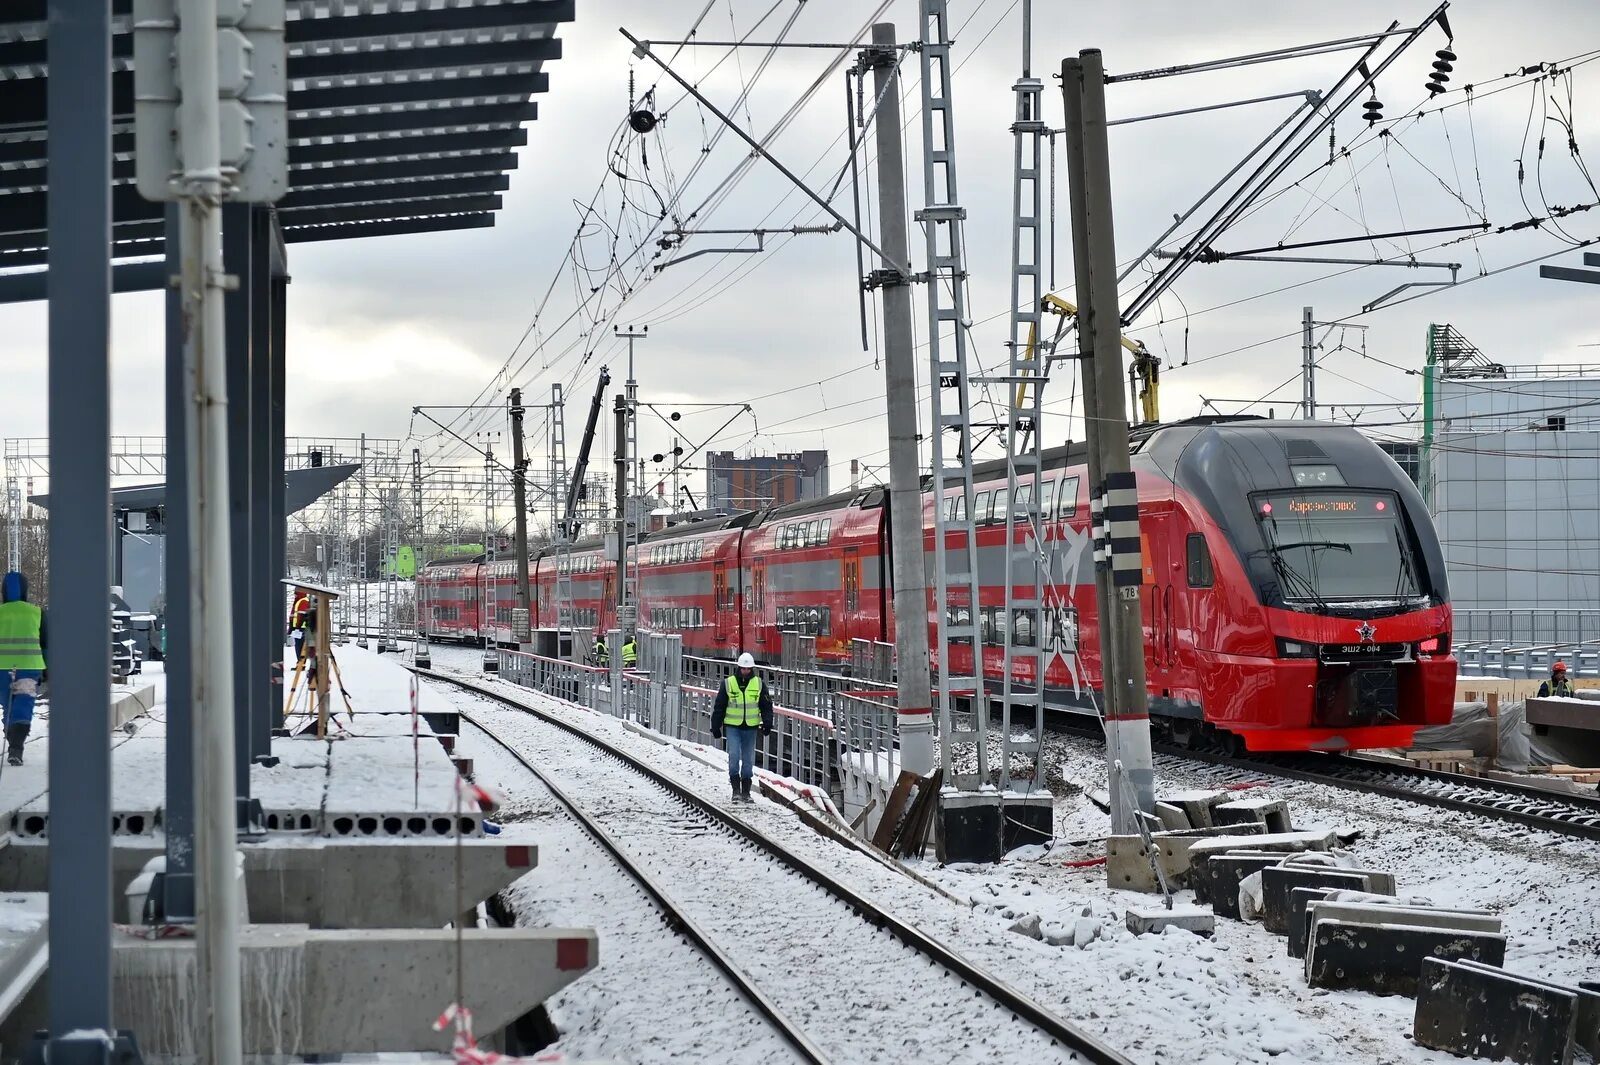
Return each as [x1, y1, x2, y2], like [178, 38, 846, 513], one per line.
[1454, 609, 1600, 651]
[1455, 645, 1600, 680]
[495, 634, 847, 791]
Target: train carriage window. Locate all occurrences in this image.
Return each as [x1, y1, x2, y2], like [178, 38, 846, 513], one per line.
[979, 608, 995, 646]
[806, 520, 820, 546]
[778, 526, 791, 549]
[990, 488, 1009, 526]
[1058, 476, 1080, 518]
[1013, 483, 1033, 523]
[820, 518, 831, 541]
[943, 495, 957, 521]
[1012, 609, 1037, 647]
[973, 491, 991, 527]
[953, 493, 967, 521]
[1038, 480, 1057, 522]
[1186, 534, 1214, 588]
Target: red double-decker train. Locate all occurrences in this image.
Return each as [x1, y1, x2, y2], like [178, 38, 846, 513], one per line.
[417, 417, 1457, 752]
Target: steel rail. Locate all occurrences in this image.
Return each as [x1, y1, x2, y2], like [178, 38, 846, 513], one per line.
[1050, 716, 1600, 842]
[457, 715, 833, 1065]
[426, 668, 1136, 1065]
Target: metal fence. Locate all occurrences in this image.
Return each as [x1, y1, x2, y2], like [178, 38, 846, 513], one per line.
[1454, 609, 1600, 650]
[496, 633, 844, 791]
[1455, 646, 1600, 680]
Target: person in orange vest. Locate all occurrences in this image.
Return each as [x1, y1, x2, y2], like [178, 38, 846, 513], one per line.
[288, 589, 311, 662]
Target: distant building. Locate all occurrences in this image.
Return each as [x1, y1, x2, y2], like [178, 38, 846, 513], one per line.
[1375, 440, 1421, 487]
[1423, 325, 1600, 626]
[706, 450, 829, 511]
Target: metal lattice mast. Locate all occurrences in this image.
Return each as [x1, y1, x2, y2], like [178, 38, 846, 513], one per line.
[917, 0, 987, 790]
[550, 383, 574, 630]
[357, 434, 369, 645]
[483, 443, 497, 661]
[4, 455, 20, 573]
[1000, 0, 1047, 792]
[382, 483, 401, 649]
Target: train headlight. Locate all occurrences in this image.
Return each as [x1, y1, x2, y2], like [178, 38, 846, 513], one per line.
[1417, 633, 1449, 655]
[1275, 638, 1317, 659]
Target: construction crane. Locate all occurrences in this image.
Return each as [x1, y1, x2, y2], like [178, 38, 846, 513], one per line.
[1020, 293, 1161, 425]
[558, 366, 612, 539]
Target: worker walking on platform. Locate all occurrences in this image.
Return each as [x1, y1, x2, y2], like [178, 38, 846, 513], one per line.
[621, 633, 638, 669]
[592, 634, 609, 667]
[712, 652, 772, 803]
[1538, 660, 1575, 698]
[0, 572, 47, 767]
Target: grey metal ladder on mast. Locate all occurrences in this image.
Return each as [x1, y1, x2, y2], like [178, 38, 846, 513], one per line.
[1000, 23, 1048, 794]
[549, 382, 576, 630]
[917, 0, 987, 791]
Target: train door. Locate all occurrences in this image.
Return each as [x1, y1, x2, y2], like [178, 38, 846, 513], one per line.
[1140, 505, 1179, 688]
[713, 560, 729, 641]
[843, 546, 861, 615]
[751, 555, 768, 650]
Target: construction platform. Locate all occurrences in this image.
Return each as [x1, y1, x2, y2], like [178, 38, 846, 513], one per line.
[0, 647, 595, 1060]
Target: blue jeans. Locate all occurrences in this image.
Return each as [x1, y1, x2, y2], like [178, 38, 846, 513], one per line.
[0, 669, 41, 726]
[724, 726, 758, 782]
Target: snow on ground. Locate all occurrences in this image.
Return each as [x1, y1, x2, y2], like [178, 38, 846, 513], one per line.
[436, 667, 1599, 1065]
[461, 718, 805, 1065]
[452, 693, 1088, 1064]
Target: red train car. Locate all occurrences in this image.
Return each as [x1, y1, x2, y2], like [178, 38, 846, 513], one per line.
[416, 416, 1457, 752]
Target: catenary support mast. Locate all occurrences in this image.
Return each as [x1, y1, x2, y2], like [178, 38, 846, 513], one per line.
[864, 22, 935, 776]
[1062, 50, 1155, 833]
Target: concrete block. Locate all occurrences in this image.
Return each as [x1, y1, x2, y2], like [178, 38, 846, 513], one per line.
[1214, 797, 1292, 834]
[0, 894, 47, 1020]
[1154, 802, 1191, 831]
[1260, 866, 1388, 934]
[1126, 905, 1215, 938]
[1415, 956, 1593, 1065]
[0, 839, 536, 930]
[1185, 828, 1337, 868]
[1106, 836, 1187, 893]
[1002, 792, 1053, 852]
[1192, 853, 1287, 918]
[1306, 919, 1507, 997]
[937, 790, 1002, 865]
[1149, 823, 1267, 882]
[1287, 887, 1340, 960]
[1156, 789, 1228, 829]
[2, 926, 599, 1058]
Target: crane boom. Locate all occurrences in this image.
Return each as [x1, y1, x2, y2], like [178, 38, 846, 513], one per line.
[559, 366, 612, 538]
[1021, 293, 1161, 424]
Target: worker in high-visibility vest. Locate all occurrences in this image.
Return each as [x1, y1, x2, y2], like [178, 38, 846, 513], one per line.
[711, 652, 772, 803]
[0, 571, 47, 767]
[621, 634, 638, 669]
[288, 589, 311, 663]
[1538, 660, 1576, 698]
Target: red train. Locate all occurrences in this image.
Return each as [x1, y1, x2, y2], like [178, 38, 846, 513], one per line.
[417, 416, 1457, 752]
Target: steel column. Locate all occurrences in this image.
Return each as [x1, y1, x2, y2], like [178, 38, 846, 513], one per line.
[163, 202, 196, 924]
[223, 202, 255, 828]
[270, 240, 288, 662]
[43, 0, 116, 1055]
[250, 206, 275, 759]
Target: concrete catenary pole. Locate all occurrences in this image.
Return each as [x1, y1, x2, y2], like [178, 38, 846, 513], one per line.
[1063, 49, 1155, 832]
[508, 387, 533, 619]
[177, 0, 244, 1057]
[1301, 306, 1316, 419]
[868, 22, 935, 776]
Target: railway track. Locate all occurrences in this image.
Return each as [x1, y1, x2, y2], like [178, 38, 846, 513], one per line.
[427, 669, 1134, 1065]
[1051, 717, 1600, 842]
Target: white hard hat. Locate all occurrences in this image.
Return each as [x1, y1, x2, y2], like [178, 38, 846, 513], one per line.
[737, 652, 755, 669]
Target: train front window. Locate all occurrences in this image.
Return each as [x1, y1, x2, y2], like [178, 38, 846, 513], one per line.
[1254, 490, 1418, 603]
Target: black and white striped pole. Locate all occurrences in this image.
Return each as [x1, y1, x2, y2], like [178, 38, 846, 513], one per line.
[1063, 49, 1156, 834]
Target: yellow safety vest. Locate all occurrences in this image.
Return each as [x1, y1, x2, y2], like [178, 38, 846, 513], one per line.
[723, 675, 763, 728]
[622, 640, 638, 667]
[0, 601, 45, 671]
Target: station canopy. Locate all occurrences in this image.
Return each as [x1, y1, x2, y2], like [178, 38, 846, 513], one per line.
[0, 0, 575, 270]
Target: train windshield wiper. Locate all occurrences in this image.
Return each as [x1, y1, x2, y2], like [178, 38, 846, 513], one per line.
[1393, 527, 1419, 598]
[1261, 540, 1346, 613]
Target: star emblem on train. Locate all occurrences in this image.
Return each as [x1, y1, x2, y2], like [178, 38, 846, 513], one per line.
[1357, 621, 1376, 644]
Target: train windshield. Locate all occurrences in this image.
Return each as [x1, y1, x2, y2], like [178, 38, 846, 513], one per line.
[1253, 490, 1418, 603]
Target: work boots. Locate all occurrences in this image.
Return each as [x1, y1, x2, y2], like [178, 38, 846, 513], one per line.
[739, 778, 753, 804]
[730, 777, 740, 802]
[5, 723, 28, 767]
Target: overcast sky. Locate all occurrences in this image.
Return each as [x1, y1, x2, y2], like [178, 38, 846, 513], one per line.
[3, 0, 1598, 513]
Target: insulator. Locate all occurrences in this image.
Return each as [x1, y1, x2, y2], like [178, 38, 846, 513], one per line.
[1363, 97, 1383, 125]
[1426, 78, 1447, 96]
[1435, 48, 1457, 64]
[628, 109, 658, 134]
[1432, 60, 1454, 75]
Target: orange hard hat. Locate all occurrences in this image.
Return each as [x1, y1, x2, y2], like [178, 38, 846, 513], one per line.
[1553, 661, 1568, 673]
